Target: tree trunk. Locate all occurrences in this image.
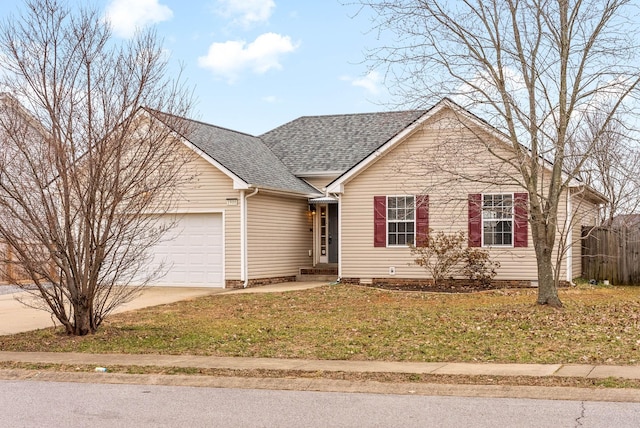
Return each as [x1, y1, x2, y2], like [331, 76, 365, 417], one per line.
[73, 301, 93, 336]
[534, 244, 563, 308]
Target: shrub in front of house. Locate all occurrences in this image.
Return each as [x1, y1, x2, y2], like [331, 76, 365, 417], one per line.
[410, 230, 500, 286]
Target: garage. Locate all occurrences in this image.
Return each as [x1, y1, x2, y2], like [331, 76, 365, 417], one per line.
[143, 213, 224, 287]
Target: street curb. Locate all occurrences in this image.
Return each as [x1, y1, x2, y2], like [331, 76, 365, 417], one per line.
[1, 369, 640, 403]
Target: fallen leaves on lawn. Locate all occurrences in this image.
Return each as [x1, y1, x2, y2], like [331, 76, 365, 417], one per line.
[0, 285, 638, 365]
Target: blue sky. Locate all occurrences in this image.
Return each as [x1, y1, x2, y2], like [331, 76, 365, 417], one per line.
[0, 0, 390, 135]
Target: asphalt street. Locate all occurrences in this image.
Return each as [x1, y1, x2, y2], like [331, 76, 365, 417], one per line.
[2, 379, 640, 427]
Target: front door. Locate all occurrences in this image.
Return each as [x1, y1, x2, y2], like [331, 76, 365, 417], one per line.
[317, 204, 339, 264]
[328, 204, 338, 263]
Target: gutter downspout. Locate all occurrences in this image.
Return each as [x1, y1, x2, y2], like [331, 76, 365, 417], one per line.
[337, 193, 342, 281]
[241, 188, 259, 288]
[566, 190, 573, 285]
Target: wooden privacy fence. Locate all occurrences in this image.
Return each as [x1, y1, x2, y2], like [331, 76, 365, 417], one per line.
[0, 242, 57, 284]
[0, 242, 32, 283]
[582, 226, 640, 285]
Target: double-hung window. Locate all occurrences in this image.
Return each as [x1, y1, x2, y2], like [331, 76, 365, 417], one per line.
[387, 196, 415, 246]
[374, 194, 428, 248]
[482, 194, 513, 246]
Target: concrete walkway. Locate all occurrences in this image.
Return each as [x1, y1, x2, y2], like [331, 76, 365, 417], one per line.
[2, 352, 640, 403]
[0, 351, 639, 381]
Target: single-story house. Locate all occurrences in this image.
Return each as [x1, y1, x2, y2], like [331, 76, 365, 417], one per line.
[144, 98, 605, 288]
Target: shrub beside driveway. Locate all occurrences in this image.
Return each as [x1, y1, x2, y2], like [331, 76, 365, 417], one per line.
[0, 285, 638, 366]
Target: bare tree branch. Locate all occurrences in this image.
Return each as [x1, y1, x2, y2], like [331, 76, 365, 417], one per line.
[0, 0, 195, 335]
[357, 0, 640, 306]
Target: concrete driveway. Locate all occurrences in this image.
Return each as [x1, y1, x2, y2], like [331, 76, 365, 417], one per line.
[0, 282, 328, 335]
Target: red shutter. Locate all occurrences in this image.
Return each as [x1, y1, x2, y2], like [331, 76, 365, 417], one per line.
[415, 194, 429, 246]
[468, 194, 482, 247]
[514, 192, 529, 247]
[374, 196, 387, 247]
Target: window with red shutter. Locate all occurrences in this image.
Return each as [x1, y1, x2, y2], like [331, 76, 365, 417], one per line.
[387, 196, 415, 245]
[470, 193, 528, 247]
[374, 195, 429, 247]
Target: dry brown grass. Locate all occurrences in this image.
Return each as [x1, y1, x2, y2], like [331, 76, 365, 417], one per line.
[2, 361, 639, 389]
[1, 284, 639, 365]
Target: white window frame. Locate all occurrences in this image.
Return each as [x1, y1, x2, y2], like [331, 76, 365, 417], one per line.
[387, 195, 415, 247]
[482, 193, 514, 247]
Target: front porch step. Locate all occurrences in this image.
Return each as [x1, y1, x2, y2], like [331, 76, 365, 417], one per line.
[296, 274, 338, 282]
[300, 264, 337, 275]
[298, 265, 338, 283]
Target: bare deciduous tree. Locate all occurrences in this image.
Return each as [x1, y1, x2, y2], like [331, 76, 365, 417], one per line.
[358, 0, 640, 307]
[0, 0, 194, 335]
[568, 111, 640, 225]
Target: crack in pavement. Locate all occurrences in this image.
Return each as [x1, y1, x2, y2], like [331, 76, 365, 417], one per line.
[574, 401, 585, 427]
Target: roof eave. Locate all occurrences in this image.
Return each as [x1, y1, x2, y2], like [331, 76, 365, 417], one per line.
[248, 184, 322, 198]
[296, 170, 345, 178]
[569, 182, 608, 205]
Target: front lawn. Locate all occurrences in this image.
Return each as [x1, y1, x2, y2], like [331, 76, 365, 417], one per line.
[2, 285, 639, 365]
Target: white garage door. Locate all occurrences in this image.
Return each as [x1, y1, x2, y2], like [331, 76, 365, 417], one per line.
[145, 213, 223, 287]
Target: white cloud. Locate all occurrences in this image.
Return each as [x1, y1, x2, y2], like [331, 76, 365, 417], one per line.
[262, 95, 279, 103]
[342, 71, 383, 95]
[352, 71, 383, 95]
[217, 0, 275, 27]
[105, 0, 173, 39]
[198, 33, 299, 82]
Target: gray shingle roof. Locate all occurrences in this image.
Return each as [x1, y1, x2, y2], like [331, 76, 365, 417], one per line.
[151, 111, 319, 195]
[150, 108, 429, 193]
[612, 214, 640, 228]
[259, 110, 427, 175]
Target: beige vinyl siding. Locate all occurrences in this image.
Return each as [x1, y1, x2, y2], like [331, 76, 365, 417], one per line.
[246, 192, 313, 278]
[302, 175, 339, 191]
[171, 146, 242, 281]
[554, 191, 569, 282]
[569, 193, 599, 279]
[340, 108, 569, 282]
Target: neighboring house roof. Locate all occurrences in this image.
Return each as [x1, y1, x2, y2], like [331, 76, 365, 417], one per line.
[611, 214, 640, 228]
[148, 110, 319, 196]
[260, 110, 427, 176]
